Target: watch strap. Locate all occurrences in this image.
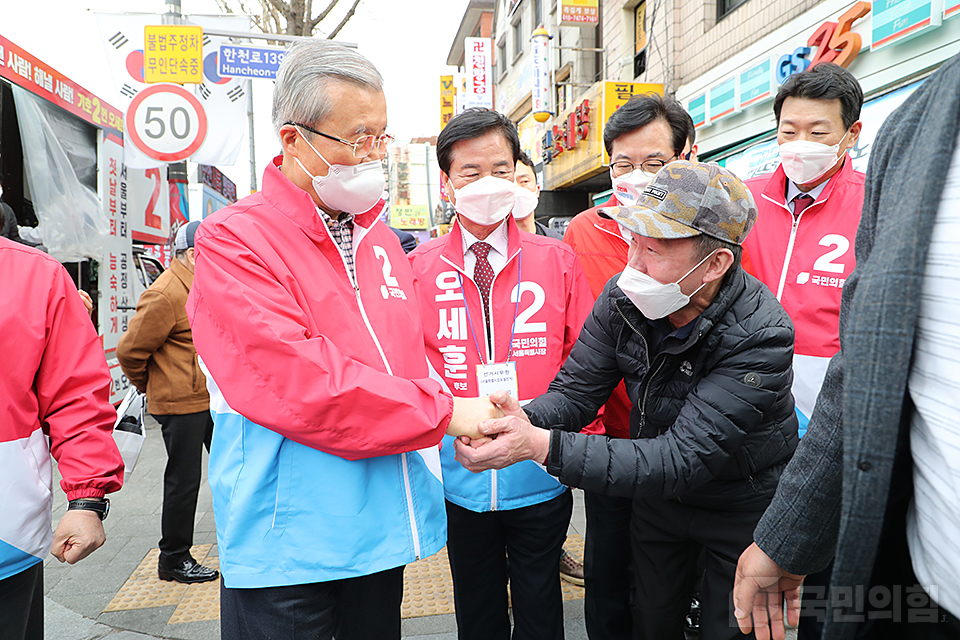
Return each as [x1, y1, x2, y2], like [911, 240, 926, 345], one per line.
[67, 498, 109, 521]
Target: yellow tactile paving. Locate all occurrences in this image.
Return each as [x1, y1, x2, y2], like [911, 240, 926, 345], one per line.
[103, 544, 215, 614]
[101, 536, 584, 624]
[402, 546, 456, 618]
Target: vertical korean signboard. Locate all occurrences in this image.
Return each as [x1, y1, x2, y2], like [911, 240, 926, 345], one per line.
[100, 136, 135, 403]
[531, 26, 551, 122]
[440, 75, 456, 130]
[464, 37, 493, 110]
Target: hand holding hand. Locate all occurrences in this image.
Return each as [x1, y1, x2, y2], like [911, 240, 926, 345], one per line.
[732, 543, 805, 640]
[51, 509, 106, 564]
[448, 396, 504, 440]
[453, 392, 549, 473]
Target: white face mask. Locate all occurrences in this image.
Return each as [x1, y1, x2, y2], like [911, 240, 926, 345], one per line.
[294, 127, 385, 214]
[513, 187, 539, 220]
[453, 175, 517, 226]
[778, 132, 848, 185]
[611, 169, 657, 206]
[617, 251, 715, 319]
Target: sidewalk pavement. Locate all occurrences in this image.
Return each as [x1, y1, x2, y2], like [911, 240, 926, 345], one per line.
[43, 415, 593, 640]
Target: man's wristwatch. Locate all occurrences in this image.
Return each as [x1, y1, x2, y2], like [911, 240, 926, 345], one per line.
[67, 498, 110, 521]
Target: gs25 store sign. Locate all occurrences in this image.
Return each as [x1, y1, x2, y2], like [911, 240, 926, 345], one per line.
[777, 1, 871, 82]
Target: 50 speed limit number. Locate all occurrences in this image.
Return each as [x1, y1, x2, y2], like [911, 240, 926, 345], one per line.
[126, 84, 208, 162]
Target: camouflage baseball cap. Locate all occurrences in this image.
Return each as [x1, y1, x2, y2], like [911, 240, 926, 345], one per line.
[599, 161, 757, 245]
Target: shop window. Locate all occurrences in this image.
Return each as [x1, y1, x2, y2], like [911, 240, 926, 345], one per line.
[718, 0, 750, 20]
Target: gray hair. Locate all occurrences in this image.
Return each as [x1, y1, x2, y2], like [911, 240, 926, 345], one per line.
[271, 40, 384, 139]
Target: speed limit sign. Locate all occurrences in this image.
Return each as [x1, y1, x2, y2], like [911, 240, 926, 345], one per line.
[126, 84, 208, 162]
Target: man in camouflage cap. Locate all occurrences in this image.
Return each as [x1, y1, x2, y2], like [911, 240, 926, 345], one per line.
[454, 160, 799, 640]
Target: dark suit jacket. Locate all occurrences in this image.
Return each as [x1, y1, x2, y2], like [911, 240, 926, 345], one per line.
[753, 52, 960, 638]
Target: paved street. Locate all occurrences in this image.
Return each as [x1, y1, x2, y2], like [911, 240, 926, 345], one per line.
[43, 413, 797, 640]
[43, 414, 593, 640]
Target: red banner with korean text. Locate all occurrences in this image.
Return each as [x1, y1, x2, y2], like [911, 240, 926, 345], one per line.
[0, 34, 123, 135]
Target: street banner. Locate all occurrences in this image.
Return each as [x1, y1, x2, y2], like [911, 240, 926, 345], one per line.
[95, 12, 250, 168]
[0, 34, 123, 136]
[463, 37, 493, 110]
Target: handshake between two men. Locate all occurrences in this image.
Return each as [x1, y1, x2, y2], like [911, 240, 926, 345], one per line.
[445, 391, 546, 472]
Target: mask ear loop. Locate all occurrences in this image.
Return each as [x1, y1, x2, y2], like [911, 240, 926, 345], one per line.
[293, 125, 333, 171]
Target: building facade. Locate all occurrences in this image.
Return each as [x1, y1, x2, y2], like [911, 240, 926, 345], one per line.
[447, 0, 960, 216]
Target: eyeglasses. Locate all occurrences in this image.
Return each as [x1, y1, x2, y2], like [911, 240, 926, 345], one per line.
[609, 156, 677, 178]
[286, 121, 394, 158]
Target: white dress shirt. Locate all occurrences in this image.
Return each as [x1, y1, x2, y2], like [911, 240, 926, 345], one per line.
[906, 127, 960, 617]
[785, 179, 828, 213]
[459, 219, 510, 279]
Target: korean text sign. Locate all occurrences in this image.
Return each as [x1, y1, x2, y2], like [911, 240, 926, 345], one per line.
[144, 25, 203, 84]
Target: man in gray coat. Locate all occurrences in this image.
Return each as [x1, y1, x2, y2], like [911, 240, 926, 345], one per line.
[733, 52, 960, 640]
[456, 161, 798, 640]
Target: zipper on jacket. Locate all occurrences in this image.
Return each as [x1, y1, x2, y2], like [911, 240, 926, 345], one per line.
[761, 193, 807, 303]
[320, 219, 427, 558]
[642, 356, 667, 436]
[615, 303, 651, 434]
[490, 470, 498, 511]
[400, 451, 422, 560]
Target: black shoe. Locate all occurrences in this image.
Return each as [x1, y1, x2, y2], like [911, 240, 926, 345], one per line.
[158, 557, 219, 584]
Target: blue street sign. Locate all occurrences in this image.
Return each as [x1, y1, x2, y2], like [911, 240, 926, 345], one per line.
[217, 44, 286, 80]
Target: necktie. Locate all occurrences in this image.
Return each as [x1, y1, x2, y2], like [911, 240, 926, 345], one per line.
[793, 194, 814, 216]
[472, 241, 494, 342]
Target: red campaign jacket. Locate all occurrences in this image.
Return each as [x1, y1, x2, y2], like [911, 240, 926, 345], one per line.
[562, 197, 632, 438]
[1, 239, 123, 580]
[409, 219, 593, 510]
[187, 156, 454, 460]
[742, 157, 865, 434]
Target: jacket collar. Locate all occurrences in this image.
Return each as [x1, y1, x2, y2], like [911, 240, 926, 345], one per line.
[440, 215, 523, 272]
[761, 153, 856, 209]
[169, 255, 194, 290]
[260, 155, 385, 234]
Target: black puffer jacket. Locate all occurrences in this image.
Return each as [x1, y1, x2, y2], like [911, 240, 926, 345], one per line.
[525, 266, 798, 511]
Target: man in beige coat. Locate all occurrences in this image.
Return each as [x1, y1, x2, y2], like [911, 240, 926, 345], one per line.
[117, 221, 217, 584]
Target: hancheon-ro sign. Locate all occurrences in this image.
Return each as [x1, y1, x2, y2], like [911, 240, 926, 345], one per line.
[464, 37, 493, 110]
[218, 44, 286, 79]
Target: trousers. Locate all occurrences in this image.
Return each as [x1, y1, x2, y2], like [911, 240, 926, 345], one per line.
[583, 490, 634, 640]
[154, 411, 213, 564]
[445, 490, 573, 640]
[630, 497, 765, 640]
[220, 566, 405, 639]
[0, 561, 42, 640]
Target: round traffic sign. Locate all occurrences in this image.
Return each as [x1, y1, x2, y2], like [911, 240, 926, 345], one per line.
[125, 84, 208, 162]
